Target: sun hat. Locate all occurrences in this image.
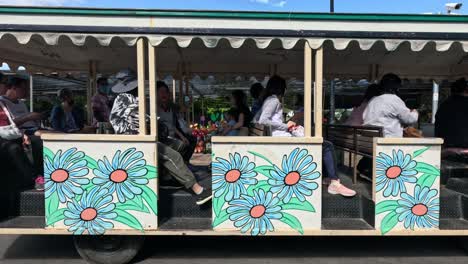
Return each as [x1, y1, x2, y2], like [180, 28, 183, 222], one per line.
[111, 69, 138, 94]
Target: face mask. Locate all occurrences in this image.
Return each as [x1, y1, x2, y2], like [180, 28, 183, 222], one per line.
[98, 84, 110, 95]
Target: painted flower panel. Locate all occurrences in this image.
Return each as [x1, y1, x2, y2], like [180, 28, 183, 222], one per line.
[376, 150, 418, 197]
[64, 187, 117, 235]
[44, 148, 90, 203]
[268, 148, 320, 203]
[395, 185, 439, 230]
[227, 189, 283, 236]
[92, 148, 149, 203]
[212, 153, 258, 202]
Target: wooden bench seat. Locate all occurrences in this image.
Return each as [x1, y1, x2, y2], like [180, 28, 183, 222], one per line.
[249, 124, 272, 137]
[326, 124, 383, 183]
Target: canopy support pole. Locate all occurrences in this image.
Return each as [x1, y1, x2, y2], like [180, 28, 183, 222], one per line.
[304, 42, 313, 137]
[172, 79, 176, 103]
[432, 80, 439, 124]
[178, 64, 184, 111]
[137, 38, 147, 136]
[148, 44, 158, 137]
[87, 60, 97, 125]
[329, 79, 335, 124]
[29, 74, 33, 112]
[314, 47, 324, 138]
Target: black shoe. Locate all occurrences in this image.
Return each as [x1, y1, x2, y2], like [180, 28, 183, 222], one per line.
[196, 189, 213, 205]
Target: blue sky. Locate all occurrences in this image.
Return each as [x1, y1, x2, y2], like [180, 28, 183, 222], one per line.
[0, 0, 466, 14]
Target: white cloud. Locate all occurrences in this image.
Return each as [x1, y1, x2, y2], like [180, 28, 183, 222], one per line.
[250, 0, 287, 8]
[273, 1, 287, 7]
[0, 0, 84, 6]
[251, 0, 270, 4]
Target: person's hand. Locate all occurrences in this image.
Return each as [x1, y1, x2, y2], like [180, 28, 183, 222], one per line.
[287, 121, 297, 128]
[22, 134, 31, 146]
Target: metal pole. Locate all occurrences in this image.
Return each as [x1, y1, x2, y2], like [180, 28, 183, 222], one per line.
[432, 80, 439, 124]
[329, 79, 335, 124]
[29, 74, 33, 112]
[330, 0, 335, 13]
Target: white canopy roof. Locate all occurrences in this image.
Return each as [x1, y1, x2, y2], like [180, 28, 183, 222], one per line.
[1, 7, 468, 80]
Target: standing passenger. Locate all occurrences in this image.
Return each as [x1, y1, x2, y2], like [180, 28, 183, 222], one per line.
[363, 73, 418, 137]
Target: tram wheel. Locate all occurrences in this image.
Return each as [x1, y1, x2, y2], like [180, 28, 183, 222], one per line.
[74, 235, 145, 264]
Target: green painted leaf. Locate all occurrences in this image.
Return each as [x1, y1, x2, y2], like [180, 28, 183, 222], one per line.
[248, 151, 274, 165]
[116, 195, 149, 213]
[84, 155, 98, 170]
[46, 208, 66, 226]
[416, 174, 438, 189]
[43, 147, 54, 160]
[254, 165, 275, 178]
[145, 165, 158, 179]
[213, 191, 226, 217]
[415, 162, 440, 176]
[375, 200, 399, 215]
[279, 198, 315, 213]
[141, 185, 158, 215]
[413, 146, 431, 158]
[45, 192, 59, 217]
[114, 209, 144, 231]
[380, 211, 399, 235]
[213, 209, 229, 227]
[247, 180, 271, 196]
[279, 212, 304, 235]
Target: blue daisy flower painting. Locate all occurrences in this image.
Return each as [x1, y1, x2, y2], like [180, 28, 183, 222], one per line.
[376, 150, 418, 197]
[64, 187, 117, 235]
[227, 189, 283, 236]
[92, 148, 149, 203]
[212, 153, 258, 202]
[268, 148, 320, 203]
[395, 185, 439, 230]
[44, 148, 90, 203]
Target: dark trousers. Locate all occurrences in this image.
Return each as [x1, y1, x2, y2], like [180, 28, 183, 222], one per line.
[323, 140, 339, 180]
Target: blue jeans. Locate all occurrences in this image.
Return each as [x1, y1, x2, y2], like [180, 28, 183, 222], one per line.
[323, 140, 339, 180]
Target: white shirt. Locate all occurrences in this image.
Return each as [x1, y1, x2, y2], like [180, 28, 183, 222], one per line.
[0, 96, 38, 129]
[363, 94, 418, 137]
[255, 95, 291, 137]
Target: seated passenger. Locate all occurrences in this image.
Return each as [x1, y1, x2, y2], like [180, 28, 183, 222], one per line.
[345, 84, 382, 126]
[157, 81, 196, 163]
[0, 76, 43, 180]
[254, 76, 297, 137]
[0, 76, 43, 135]
[250, 82, 264, 117]
[222, 90, 252, 136]
[91, 77, 111, 126]
[435, 77, 468, 162]
[50, 88, 85, 133]
[222, 109, 240, 136]
[363, 73, 418, 137]
[109, 70, 212, 205]
[256, 75, 356, 197]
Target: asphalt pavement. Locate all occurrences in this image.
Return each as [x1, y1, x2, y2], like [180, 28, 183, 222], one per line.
[0, 235, 467, 264]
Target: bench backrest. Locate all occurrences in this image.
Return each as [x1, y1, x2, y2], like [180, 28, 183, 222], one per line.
[326, 125, 383, 156]
[249, 124, 272, 137]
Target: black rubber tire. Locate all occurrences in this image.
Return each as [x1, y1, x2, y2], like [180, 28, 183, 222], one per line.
[74, 236, 145, 264]
[460, 237, 468, 253]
